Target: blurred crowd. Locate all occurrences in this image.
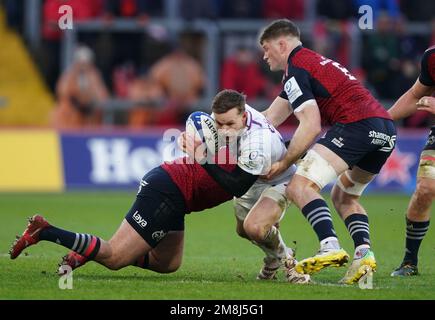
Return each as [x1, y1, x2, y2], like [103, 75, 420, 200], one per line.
[2, 0, 435, 128]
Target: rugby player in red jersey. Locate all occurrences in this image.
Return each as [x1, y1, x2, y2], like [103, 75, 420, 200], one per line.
[9, 148, 237, 274]
[389, 46, 435, 276]
[258, 19, 396, 284]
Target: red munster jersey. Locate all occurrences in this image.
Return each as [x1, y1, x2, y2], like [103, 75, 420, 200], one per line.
[161, 148, 236, 213]
[419, 46, 435, 87]
[279, 46, 391, 126]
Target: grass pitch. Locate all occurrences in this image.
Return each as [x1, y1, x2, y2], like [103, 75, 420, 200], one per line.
[0, 192, 434, 300]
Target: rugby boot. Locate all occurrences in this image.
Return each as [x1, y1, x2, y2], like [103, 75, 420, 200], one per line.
[256, 256, 281, 280]
[295, 248, 349, 275]
[284, 257, 311, 284]
[58, 251, 88, 275]
[391, 262, 418, 277]
[10, 215, 51, 259]
[339, 249, 377, 284]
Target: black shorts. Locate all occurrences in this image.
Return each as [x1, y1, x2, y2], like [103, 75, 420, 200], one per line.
[125, 166, 187, 248]
[423, 126, 435, 151]
[317, 118, 396, 174]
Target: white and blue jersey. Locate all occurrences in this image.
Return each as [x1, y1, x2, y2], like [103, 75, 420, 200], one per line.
[237, 104, 296, 186]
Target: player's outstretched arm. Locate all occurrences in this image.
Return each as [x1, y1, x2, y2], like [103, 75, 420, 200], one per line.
[417, 96, 435, 114]
[265, 100, 321, 180]
[262, 96, 292, 128]
[388, 79, 434, 120]
[201, 164, 258, 198]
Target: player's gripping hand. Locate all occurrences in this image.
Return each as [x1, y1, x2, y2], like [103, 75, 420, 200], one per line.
[417, 96, 435, 114]
[185, 131, 207, 163]
[177, 131, 187, 153]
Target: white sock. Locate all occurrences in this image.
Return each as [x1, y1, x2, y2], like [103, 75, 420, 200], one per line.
[320, 236, 340, 250]
[354, 244, 370, 259]
[253, 226, 287, 260]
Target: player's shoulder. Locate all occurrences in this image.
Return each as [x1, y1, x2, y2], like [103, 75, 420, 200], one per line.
[245, 116, 276, 141]
[424, 45, 435, 55]
[422, 46, 435, 62]
[289, 46, 321, 67]
[285, 46, 321, 81]
[244, 104, 267, 130]
[245, 104, 281, 135]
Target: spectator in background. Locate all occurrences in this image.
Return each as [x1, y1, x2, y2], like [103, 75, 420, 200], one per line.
[51, 46, 109, 129]
[112, 62, 136, 98]
[395, 59, 420, 98]
[127, 75, 165, 128]
[398, 60, 431, 127]
[262, 0, 305, 20]
[352, 0, 400, 21]
[431, 19, 435, 47]
[41, 0, 102, 90]
[4, 0, 24, 33]
[312, 20, 354, 66]
[220, 45, 266, 99]
[314, 0, 356, 66]
[352, 67, 379, 98]
[103, 0, 150, 22]
[395, 17, 423, 60]
[362, 12, 400, 99]
[316, 0, 355, 20]
[101, 0, 152, 80]
[400, 0, 435, 22]
[220, 0, 262, 18]
[179, 0, 218, 21]
[149, 45, 205, 125]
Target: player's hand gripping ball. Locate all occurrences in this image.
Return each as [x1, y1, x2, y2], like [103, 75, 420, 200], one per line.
[185, 111, 219, 163]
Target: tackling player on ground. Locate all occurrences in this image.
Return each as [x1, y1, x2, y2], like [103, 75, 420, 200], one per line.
[258, 19, 396, 284]
[10, 149, 236, 275]
[388, 46, 435, 276]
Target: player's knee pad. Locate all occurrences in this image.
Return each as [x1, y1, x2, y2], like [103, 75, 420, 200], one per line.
[260, 184, 290, 221]
[335, 171, 369, 196]
[417, 150, 435, 179]
[295, 149, 338, 190]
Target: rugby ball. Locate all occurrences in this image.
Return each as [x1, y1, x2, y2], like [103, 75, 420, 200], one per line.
[185, 111, 219, 155]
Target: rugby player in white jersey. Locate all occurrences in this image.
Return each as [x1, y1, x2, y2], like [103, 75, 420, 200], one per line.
[181, 89, 309, 283]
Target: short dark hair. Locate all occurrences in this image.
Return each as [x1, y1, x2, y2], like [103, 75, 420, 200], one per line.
[259, 19, 300, 45]
[212, 89, 246, 114]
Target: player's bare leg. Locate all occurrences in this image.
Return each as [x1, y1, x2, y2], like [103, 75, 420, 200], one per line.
[235, 188, 287, 281]
[60, 222, 184, 274]
[236, 214, 284, 280]
[331, 166, 377, 284]
[287, 144, 349, 275]
[134, 231, 184, 273]
[243, 195, 310, 283]
[244, 197, 287, 258]
[391, 175, 434, 276]
[91, 219, 151, 270]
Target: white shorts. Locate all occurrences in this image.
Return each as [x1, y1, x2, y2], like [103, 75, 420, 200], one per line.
[234, 182, 289, 221]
